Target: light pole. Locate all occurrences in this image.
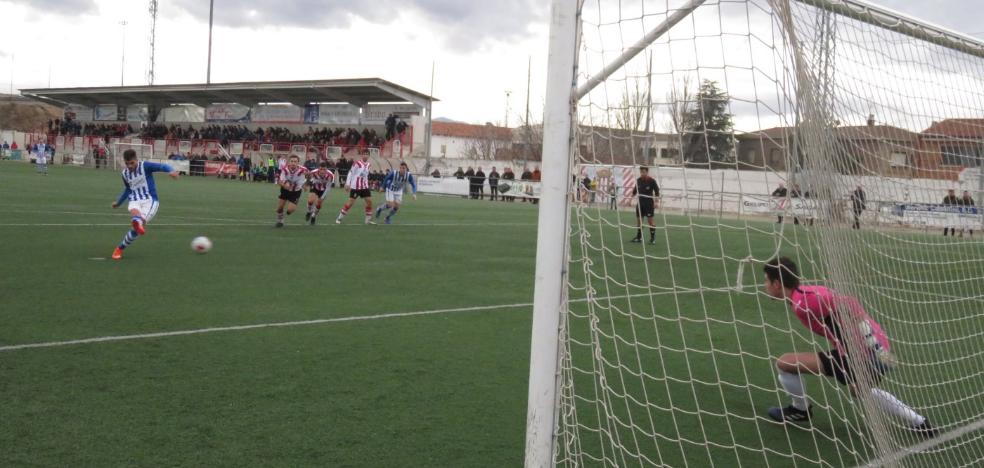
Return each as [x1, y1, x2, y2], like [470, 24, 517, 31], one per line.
[120, 20, 128, 86]
[504, 90, 512, 127]
[207, 0, 214, 84]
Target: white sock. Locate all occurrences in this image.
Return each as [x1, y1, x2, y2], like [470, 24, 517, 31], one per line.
[870, 388, 925, 427]
[778, 372, 809, 411]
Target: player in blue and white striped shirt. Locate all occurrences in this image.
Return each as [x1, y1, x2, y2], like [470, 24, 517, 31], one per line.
[110, 149, 179, 260]
[373, 162, 417, 225]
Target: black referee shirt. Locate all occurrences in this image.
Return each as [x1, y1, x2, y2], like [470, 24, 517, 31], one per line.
[634, 176, 659, 202]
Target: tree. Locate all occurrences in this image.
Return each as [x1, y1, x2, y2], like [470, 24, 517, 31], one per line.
[681, 79, 735, 163]
[614, 79, 650, 132]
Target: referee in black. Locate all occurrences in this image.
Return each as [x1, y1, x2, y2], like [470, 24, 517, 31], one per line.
[631, 166, 660, 243]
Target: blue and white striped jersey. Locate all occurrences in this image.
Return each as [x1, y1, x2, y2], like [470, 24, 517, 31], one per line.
[383, 170, 417, 194]
[116, 161, 174, 203]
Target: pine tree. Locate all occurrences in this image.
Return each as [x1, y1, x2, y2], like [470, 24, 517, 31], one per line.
[682, 80, 735, 163]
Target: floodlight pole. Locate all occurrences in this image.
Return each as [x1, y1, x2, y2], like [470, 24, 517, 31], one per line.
[206, 0, 214, 84]
[524, 0, 577, 466]
[423, 61, 434, 172]
[120, 20, 128, 86]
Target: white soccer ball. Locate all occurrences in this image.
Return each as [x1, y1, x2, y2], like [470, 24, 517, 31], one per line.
[191, 236, 213, 254]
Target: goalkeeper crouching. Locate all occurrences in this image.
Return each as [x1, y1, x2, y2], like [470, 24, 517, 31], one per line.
[762, 257, 935, 437]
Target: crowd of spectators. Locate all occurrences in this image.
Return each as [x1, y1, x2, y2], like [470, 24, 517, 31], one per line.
[48, 118, 133, 138]
[138, 123, 398, 147]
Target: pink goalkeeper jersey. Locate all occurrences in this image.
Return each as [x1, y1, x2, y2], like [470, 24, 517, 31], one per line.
[789, 285, 890, 355]
[346, 159, 371, 190]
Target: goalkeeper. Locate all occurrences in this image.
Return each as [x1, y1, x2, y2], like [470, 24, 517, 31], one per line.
[762, 257, 935, 436]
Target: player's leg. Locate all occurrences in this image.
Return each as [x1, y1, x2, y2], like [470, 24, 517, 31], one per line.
[385, 199, 401, 224]
[337, 194, 356, 223]
[867, 387, 934, 435]
[306, 192, 317, 221]
[364, 194, 374, 224]
[631, 207, 643, 242]
[768, 352, 823, 422]
[275, 197, 287, 227]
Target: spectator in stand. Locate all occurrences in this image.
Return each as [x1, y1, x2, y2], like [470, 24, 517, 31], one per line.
[454, 167, 465, 179]
[581, 175, 592, 204]
[608, 181, 618, 210]
[304, 157, 318, 171]
[385, 114, 398, 140]
[532, 167, 542, 182]
[431, 169, 441, 178]
[502, 167, 516, 202]
[943, 189, 959, 236]
[772, 183, 788, 224]
[465, 166, 477, 199]
[475, 167, 486, 200]
[337, 156, 350, 182]
[1, 140, 9, 159]
[488, 167, 500, 201]
[790, 184, 803, 225]
[521, 167, 533, 181]
[959, 190, 976, 238]
[849, 185, 866, 230]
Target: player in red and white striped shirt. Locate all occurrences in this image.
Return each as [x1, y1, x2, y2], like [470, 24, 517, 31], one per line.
[305, 161, 335, 225]
[275, 155, 309, 227]
[336, 153, 374, 224]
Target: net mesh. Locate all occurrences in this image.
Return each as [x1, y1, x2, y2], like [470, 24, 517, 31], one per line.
[555, 1, 984, 466]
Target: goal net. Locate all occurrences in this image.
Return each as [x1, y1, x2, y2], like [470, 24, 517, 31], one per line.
[527, 1, 984, 467]
[109, 142, 155, 170]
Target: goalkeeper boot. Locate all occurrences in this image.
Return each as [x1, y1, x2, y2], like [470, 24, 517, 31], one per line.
[630, 236, 642, 243]
[767, 405, 812, 423]
[111, 247, 124, 260]
[910, 420, 937, 438]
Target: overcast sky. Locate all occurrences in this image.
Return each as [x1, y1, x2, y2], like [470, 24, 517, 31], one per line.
[0, 0, 978, 125]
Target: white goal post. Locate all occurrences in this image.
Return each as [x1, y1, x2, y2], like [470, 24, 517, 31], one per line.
[527, 1, 984, 467]
[110, 141, 155, 170]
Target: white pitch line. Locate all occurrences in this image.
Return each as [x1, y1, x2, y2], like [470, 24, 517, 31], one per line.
[0, 302, 534, 352]
[0, 222, 537, 228]
[0, 291, 660, 353]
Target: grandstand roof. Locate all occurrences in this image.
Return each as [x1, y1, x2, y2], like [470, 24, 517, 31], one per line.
[19, 78, 436, 110]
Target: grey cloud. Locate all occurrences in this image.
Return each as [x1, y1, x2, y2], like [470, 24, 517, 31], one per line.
[170, 0, 545, 51]
[5, 0, 97, 14]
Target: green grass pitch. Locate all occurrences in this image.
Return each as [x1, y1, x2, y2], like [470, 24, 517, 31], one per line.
[0, 162, 980, 466]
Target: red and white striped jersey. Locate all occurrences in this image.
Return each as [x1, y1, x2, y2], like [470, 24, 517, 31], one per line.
[278, 165, 309, 191]
[309, 168, 335, 191]
[346, 159, 371, 190]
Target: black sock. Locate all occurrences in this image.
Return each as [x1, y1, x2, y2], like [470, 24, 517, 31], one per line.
[649, 228, 656, 240]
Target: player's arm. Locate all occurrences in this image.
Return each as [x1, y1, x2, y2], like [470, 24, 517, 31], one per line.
[112, 178, 132, 208]
[409, 173, 418, 200]
[144, 161, 179, 179]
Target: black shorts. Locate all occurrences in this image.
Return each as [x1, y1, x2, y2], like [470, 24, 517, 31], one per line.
[636, 201, 655, 218]
[349, 189, 372, 199]
[818, 348, 888, 386]
[279, 188, 302, 204]
[311, 188, 326, 198]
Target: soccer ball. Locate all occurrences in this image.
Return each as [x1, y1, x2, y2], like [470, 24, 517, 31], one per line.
[191, 236, 213, 254]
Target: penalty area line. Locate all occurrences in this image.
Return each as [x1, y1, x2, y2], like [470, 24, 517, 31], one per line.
[0, 302, 534, 352]
[0, 292, 661, 352]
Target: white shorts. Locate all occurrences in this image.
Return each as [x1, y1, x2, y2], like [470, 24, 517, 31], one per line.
[385, 190, 404, 203]
[128, 199, 160, 223]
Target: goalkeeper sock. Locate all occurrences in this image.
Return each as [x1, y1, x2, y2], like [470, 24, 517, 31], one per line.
[870, 388, 925, 427]
[778, 371, 809, 411]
